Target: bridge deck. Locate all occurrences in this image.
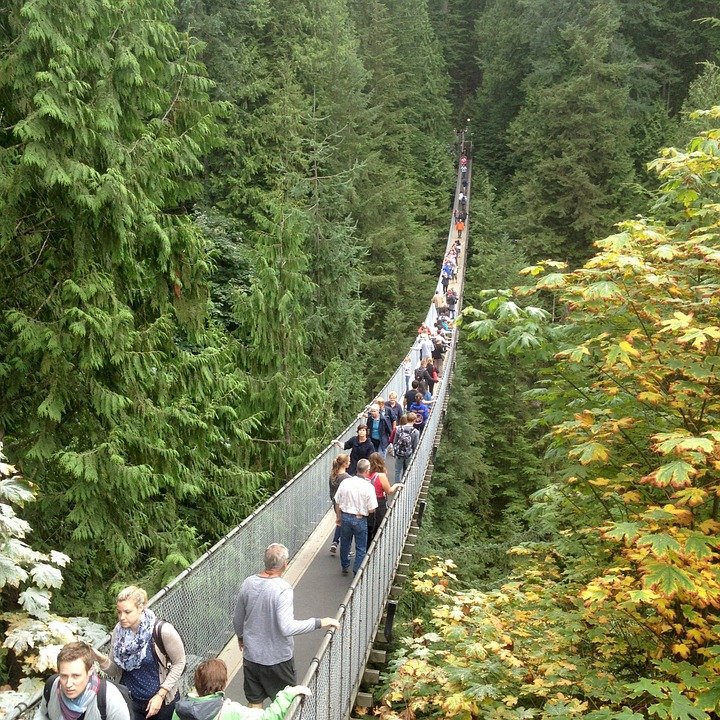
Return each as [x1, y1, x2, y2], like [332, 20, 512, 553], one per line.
[225, 456, 403, 701]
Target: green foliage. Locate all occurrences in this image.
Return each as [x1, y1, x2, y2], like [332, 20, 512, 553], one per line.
[427, 0, 484, 106]
[233, 205, 330, 481]
[471, 0, 533, 182]
[615, 1, 720, 113]
[0, 0, 262, 616]
[0, 441, 106, 696]
[673, 63, 720, 146]
[178, 0, 454, 437]
[381, 113, 720, 719]
[419, 174, 546, 584]
[503, 0, 637, 264]
[466, 0, 720, 261]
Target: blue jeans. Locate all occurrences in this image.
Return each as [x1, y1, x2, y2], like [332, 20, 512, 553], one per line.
[340, 513, 368, 574]
[331, 501, 341, 544]
[394, 455, 409, 484]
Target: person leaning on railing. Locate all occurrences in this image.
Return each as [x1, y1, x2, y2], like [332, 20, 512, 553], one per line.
[173, 659, 310, 720]
[233, 544, 340, 709]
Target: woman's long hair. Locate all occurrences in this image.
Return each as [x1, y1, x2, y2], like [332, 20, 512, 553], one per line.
[369, 452, 387, 475]
[331, 453, 350, 480]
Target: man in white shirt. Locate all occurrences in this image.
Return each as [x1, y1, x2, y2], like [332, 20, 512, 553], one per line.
[334, 458, 378, 576]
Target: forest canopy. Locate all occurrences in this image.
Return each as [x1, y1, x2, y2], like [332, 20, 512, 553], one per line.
[1, 0, 719, 713]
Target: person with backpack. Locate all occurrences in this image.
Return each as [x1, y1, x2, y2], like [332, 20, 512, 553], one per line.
[40, 641, 131, 720]
[414, 359, 433, 396]
[393, 414, 420, 484]
[102, 586, 186, 720]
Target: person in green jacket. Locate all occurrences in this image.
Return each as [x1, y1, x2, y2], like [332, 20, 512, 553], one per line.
[173, 659, 310, 720]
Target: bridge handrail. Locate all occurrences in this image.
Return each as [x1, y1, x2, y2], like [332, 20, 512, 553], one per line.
[286, 158, 469, 720]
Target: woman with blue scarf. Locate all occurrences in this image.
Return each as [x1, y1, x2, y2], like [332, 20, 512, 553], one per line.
[102, 586, 186, 720]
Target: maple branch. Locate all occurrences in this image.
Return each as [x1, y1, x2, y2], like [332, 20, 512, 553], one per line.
[556, 368, 655, 473]
[695, 338, 720, 428]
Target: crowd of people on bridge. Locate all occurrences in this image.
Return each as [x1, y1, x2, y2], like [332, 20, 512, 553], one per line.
[329, 160, 468, 575]
[36, 160, 468, 720]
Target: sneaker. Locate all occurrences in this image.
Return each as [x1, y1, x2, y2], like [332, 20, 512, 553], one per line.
[349, 550, 355, 558]
[342, 567, 349, 575]
[330, 542, 337, 554]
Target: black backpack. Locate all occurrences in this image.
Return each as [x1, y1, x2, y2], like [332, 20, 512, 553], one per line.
[394, 427, 414, 458]
[43, 674, 133, 720]
[151, 619, 171, 669]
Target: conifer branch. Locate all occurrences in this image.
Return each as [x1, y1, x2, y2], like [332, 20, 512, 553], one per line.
[9, 232, 51, 280]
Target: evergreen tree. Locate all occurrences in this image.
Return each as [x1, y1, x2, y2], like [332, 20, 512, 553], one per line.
[616, 0, 720, 113]
[180, 0, 455, 429]
[673, 61, 720, 145]
[348, 0, 453, 343]
[0, 0, 260, 612]
[177, 0, 371, 432]
[427, 0, 484, 109]
[470, 0, 533, 183]
[233, 203, 330, 482]
[503, 0, 637, 263]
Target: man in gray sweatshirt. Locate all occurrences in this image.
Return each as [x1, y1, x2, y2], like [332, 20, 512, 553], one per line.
[233, 543, 340, 708]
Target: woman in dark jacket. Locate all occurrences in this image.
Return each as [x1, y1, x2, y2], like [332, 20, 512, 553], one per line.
[336, 425, 374, 475]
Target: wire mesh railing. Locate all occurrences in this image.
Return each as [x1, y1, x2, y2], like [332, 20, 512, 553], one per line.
[8, 157, 470, 720]
[293, 334, 458, 720]
[287, 159, 469, 720]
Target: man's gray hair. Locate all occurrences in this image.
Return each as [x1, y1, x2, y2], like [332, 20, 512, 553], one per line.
[264, 543, 289, 571]
[356, 458, 371, 475]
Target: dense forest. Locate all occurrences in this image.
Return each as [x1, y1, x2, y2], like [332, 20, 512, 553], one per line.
[1, 0, 720, 716]
[383, 2, 720, 719]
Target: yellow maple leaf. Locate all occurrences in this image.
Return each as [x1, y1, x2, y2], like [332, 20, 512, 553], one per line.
[618, 340, 640, 356]
[672, 642, 691, 658]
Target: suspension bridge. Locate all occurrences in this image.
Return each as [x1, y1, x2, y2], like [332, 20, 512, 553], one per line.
[12, 150, 472, 720]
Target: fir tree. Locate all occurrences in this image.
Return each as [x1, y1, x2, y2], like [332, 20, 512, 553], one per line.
[502, 0, 637, 263]
[0, 0, 260, 612]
